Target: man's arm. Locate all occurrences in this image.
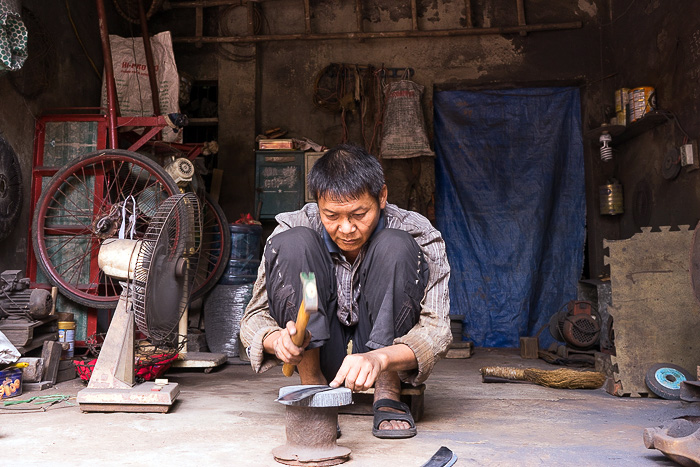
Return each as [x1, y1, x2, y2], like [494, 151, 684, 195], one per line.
[329, 343, 417, 392]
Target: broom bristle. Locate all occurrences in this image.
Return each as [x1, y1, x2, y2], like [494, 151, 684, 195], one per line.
[524, 368, 606, 389]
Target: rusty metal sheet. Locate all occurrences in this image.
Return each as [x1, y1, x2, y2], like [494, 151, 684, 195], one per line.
[604, 226, 700, 397]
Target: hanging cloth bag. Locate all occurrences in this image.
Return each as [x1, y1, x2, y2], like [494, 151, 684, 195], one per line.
[380, 77, 435, 158]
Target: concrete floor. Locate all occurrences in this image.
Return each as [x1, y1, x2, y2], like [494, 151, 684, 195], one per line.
[3, 348, 698, 466]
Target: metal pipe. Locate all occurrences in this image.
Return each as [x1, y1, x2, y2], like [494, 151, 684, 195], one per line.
[355, 0, 363, 32]
[96, 0, 120, 149]
[164, 0, 241, 7]
[247, 1, 254, 35]
[410, 0, 418, 30]
[195, 6, 203, 47]
[516, 0, 527, 36]
[304, 0, 311, 34]
[138, 0, 162, 118]
[464, 0, 473, 28]
[172, 21, 583, 43]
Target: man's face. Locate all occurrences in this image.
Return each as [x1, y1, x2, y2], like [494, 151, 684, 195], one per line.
[317, 186, 387, 260]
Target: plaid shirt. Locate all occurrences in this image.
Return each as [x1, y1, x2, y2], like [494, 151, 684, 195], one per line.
[239, 203, 452, 385]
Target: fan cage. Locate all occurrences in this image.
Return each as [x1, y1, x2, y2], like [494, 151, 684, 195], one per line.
[132, 193, 201, 343]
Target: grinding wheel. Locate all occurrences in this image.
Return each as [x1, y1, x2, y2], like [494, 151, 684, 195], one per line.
[645, 363, 694, 400]
[0, 136, 23, 241]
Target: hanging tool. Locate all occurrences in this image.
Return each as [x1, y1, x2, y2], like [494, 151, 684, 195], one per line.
[282, 272, 318, 377]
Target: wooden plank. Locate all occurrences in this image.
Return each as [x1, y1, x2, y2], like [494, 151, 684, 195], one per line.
[15, 331, 59, 355]
[519, 337, 539, 359]
[0, 316, 58, 348]
[41, 340, 63, 385]
[604, 226, 700, 397]
[78, 403, 170, 413]
[446, 341, 473, 359]
[17, 358, 44, 383]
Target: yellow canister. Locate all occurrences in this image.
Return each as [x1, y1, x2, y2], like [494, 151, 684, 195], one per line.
[615, 88, 630, 113]
[628, 87, 656, 122]
[58, 321, 76, 360]
[600, 182, 624, 215]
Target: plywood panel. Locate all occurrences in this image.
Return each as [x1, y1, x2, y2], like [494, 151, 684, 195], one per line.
[604, 226, 700, 397]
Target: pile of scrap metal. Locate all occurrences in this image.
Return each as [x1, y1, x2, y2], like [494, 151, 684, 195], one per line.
[0, 270, 52, 322]
[0, 270, 55, 352]
[537, 299, 612, 368]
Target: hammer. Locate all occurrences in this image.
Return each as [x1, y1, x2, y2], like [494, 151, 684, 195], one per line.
[282, 272, 318, 377]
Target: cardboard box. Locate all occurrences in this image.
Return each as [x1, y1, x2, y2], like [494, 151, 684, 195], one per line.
[0, 367, 22, 399]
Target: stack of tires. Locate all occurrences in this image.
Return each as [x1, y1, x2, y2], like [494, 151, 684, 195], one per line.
[204, 223, 263, 358]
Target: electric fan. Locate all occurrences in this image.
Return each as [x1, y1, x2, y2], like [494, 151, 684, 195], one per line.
[77, 193, 200, 413]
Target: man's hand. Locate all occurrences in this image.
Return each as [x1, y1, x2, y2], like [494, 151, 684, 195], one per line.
[264, 321, 311, 365]
[329, 352, 386, 392]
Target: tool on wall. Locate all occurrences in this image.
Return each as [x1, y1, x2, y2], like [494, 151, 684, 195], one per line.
[77, 193, 200, 413]
[282, 272, 317, 377]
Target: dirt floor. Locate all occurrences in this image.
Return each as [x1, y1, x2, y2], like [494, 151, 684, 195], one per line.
[2, 348, 698, 466]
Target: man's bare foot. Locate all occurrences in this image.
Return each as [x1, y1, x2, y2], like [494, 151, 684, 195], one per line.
[297, 348, 327, 385]
[373, 371, 411, 431]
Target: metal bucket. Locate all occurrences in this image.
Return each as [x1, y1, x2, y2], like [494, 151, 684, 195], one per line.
[600, 183, 624, 215]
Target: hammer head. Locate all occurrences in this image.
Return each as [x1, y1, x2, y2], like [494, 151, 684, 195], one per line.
[300, 272, 317, 313]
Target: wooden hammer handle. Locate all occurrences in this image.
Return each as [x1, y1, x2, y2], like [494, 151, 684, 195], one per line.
[282, 299, 309, 377]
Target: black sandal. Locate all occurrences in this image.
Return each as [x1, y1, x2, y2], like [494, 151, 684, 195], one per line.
[372, 398, 417, 439]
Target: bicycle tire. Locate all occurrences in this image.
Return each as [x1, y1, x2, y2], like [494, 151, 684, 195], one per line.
[32, 149, 179, 309]
[191, 193, 231, 301]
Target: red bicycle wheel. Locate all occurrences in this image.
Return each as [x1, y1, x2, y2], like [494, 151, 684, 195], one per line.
[191, 193, 231, 301]
[32, 149, 179, 308]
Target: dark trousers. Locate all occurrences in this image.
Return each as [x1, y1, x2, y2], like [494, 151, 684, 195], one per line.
[264, 226, 429, 383]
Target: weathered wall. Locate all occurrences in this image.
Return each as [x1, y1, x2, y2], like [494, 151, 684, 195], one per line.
[0, 1, 125, 273]
[585, 0, 700, 278]
[1, 1, 615, 279]
[256, 0, 603, 216]
[171, 0, 604, 222]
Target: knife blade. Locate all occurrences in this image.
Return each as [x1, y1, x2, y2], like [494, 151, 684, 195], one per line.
[275, 385, 335, 404]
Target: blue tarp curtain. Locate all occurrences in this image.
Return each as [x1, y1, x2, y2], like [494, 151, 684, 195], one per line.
[434, 87, 585, 348]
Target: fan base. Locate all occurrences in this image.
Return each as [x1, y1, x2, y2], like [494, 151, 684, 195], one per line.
[77, 381, 180, 413]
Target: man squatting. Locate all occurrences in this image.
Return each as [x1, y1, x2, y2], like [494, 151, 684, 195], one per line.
[239, 143, 451, 438]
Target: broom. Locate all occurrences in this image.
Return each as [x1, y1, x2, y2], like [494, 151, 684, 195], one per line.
[480, 366, 606, 389]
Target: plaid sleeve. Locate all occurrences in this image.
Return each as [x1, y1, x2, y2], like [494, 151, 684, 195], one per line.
[391, 210, 452, 385]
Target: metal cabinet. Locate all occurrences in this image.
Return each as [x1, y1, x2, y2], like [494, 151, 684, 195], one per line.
[255, 150, 305, 219]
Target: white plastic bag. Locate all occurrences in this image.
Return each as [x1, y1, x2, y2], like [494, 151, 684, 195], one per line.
[0, 330, 20, 364]
[101, 31, 181, 142]
[380, 79, 435, 159]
